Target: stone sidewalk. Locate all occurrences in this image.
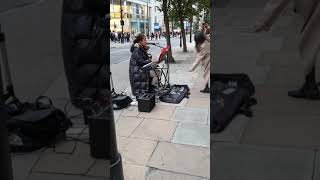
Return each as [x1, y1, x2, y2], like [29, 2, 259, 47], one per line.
[212, 0, 320, 179]
[112, 43, 210, 180]
[10, 43, 210, 180]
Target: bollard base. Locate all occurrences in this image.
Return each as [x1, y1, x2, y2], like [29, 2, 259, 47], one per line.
[110, 154, 124, 180]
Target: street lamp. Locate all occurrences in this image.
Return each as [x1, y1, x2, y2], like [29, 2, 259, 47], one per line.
[0, 25, 14, 180]
[147, 0, 149, 38]
[120, 0, 124, 44]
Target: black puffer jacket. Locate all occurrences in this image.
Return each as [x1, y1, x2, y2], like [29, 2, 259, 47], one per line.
[61, 0, 108, 107]
[129, 44, 151, 96]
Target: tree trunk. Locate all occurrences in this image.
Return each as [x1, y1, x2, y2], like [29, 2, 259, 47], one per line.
[163, 0, 175, 63]
[180, 19, 187, 52]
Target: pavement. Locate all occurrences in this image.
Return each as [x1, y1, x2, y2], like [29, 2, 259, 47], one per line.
[10, 39, 210, 179]
[212, 0, 320, 179]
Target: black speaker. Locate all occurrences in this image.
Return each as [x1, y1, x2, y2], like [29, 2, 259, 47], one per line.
[137, 93, 155, 112]
[87, 109, 111, 159]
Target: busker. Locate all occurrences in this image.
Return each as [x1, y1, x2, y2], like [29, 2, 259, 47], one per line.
[129, 33, 159, 96]
[254, 0, 320, 99]
[189, 31, 211, 93]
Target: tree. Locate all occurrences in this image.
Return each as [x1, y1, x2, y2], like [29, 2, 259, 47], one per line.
[170, 0, 208, 52]
[170, 0, 194, 52]
[156, 0, 175, 63]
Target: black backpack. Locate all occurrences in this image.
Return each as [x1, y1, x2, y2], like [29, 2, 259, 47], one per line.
[211, 73, 257, 133]
[112, 93, 132, 110]
[4, 96, 73, 152]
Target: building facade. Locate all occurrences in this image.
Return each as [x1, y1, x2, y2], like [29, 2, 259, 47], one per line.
[110, 0, 163, 35]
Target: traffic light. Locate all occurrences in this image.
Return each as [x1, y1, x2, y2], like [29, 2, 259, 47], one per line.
[120, 20, 124, 26]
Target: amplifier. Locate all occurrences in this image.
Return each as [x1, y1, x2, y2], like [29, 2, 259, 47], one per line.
[85, 108, 112, 159]
[137, 93, 155, 112]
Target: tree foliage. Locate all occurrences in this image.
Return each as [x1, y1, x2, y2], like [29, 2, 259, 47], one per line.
[156, 0, 210, 53]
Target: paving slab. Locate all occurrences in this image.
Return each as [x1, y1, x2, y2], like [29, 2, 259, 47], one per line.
[32, 142, 95, 174]
[186, 97, 210, 109]
[263, 66, 305, 87]
[28, 173, 107, 180]
[66, 127, 85, 136]
[113, 109, 123, 123]
[131, 119, 178, 142]
[53, 141, 77, 154]
[146, 169, 207, 180]
[147, 142, 210, 178]
[241, 113, 320, 149]
[171, 123, 210, 148]
[116, 117, 144, 137]
[171, 107, 208, 124]
[212, 54, 270, 85]
[87, 160, 110, 178]
[117, 137, 158, 166]
[121, 106, 140, 117]
[212, 143, 315, 180]
[256, 51, 302, 67]
[314, 151, 320, 180]
[138, 105, 176, 120]
[11, 153, 40, 180]
[122, 162, 149, 180]
[189, 88, 210, 99]
[211, 115, 250, 143]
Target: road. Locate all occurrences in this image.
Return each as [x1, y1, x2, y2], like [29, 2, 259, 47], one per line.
[110, 36, 188, 64]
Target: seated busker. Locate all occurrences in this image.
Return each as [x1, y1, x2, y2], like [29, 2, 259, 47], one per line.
[129, 33, 159, 96]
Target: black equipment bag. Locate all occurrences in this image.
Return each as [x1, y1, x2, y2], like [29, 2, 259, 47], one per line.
[159, 85, 190, 104]
[4, 96, 73, 152]
[112, 93, 132, 110]
[211, 73, 257, 133]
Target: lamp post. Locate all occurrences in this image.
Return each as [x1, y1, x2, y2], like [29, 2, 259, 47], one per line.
[0, 25, 14, 180]
[120, 0, 124, 44]
[147, 0, 149, 38]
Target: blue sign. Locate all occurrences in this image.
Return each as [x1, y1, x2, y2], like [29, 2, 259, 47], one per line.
[154, 23, 160, 30]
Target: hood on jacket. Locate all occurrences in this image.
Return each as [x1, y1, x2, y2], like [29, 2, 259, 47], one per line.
[130, 43, 140, 52]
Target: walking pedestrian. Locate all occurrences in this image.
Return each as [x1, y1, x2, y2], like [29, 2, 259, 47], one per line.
[114, 32, 118, 43]
[254, 0, 320, 99]
[189, 31, 211, 93]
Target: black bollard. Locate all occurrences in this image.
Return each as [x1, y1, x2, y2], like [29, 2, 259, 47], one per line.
[86, 89, 124, 180]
